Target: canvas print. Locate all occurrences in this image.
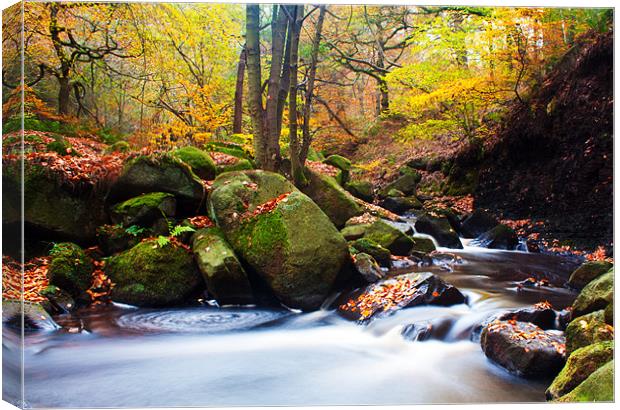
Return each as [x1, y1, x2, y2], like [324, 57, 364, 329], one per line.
[1, 1, 614, 407]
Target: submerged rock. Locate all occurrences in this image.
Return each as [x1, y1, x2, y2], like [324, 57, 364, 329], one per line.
[470, 224, 519, 250]
[414, 214, 463, 249]
[106, 239, 203, 307]
[556, 360, 614, 402]
[338, 272, 465, 321]
[209, 170, 349, 310]
[48, 242, 94, 299]
[301, 169, 362, 228]
[192, 227, 254, 305]
[571, 269, 613, 317]
[546, 341, 613, 400]
[568, 261, 613, 290]
[480, 320, 566, 378]
[110, 192, 176, 227]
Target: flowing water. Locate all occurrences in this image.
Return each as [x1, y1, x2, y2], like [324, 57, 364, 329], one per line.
[3, 222, 582, 408]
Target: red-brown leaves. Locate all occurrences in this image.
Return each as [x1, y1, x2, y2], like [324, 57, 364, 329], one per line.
[86, 260, 114, 306]
[2, 255, 50, 302]
[306, 160, 339, 177]
[240, 192, 291, 221]
[187, 215, 215, 229]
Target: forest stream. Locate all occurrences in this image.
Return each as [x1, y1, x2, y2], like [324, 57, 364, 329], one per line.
[3, 217, 580, 408]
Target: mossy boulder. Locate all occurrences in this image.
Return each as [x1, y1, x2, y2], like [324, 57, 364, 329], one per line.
[470, 224, 519, 250]
[364, 219, 415, 256]
[96, 224, 145, 255]
[344, 180, 374, 202]
[572, 269, 614, 317]
[556, 360, 614, 402]
[3, 163, 107, 242]
[568, 261, 613, 290]
[105, 239, 203, 306]
[340, 223, 370, 241]
[350, 238, 392, 266]
[546, 341, 614, 400]
[192, 227, 254, 305]
[48, 242, 94, 299]
[379, 196, 423, 214]
[109, 154, 205, 211]
[209, 170, 349, 310]
[414, 214, 463, 249]
[323, 154, 351, 172]
[110, 192, 176, 226]
[172, 146, 217, 180]
[565, 310, 614, 355]
[301, 169, 362, 228]
[379, 173, 419, 197]
[216, 158, 254, 175]
[411, 236, 436, 254]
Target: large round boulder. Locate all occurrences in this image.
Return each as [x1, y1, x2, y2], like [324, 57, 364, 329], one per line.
[105, 239, 203, 307]
[556, 360, 614, 402]
[565, 310, 614, 355]
[209, 170, 349, 310]
[192, 227, 254, 305]
[572, 269, 614, 317]
[546, 341, 613, 400]
[172, 146, 217, 180]
[568, 261, 613, 290]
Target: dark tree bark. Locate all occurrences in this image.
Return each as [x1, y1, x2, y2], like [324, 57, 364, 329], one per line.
[233, 47, 247, 134]
[287, 5, 305, 185]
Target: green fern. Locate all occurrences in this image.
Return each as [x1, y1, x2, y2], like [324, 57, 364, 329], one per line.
[170, 225, 195, 237]
[156, 235, 170, 248]
[125, 225, 146, 237]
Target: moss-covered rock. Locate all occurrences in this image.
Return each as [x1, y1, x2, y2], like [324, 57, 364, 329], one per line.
[216, 158, 254, 175]
[572, 269, 614, 317]
[386, 189, 405, 197]
[604, 300, 613, 325]
[379, 196, 423, 214]
[344, 180, 374, 202]
[301, 168, 362, 228]
[105, 239, 203, 307]
[414, 214, 463, 249]
[546, 341, 613, 400]
[48, 242, 94, 298]
[109, 154, 205, 211]
[350, 238, 392, 266]
[3, 163, 108, 242]
[172, 146, 217, 180]
[110, 192, 176, 226]
[209, 170, 349, 310]
[364, 219, 415, 256]
[96, 224, 145, 255]
[379, 173, 419, 197]
[106, 141, 130, 153]
[46, 135, 75, 156]
[192, 227, 253, 305]
[565, 310, 614, 355]
[411, 236, 436, 254]
[556, 360, 614, 402]
[340, 223, 370, 241]
[323, 154, 351, 172]
[568, 261, 613, 290]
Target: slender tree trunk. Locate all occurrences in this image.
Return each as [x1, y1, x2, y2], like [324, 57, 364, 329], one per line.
[57, 76, 71, 116]
[300, 5, 326, 165]
[245, 5, 267, 167]
[233, 47, 246, 134]
[288, 5, 305, 185]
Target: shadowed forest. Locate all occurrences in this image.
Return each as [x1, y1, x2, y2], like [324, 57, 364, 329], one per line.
[1, 2, 615, 407]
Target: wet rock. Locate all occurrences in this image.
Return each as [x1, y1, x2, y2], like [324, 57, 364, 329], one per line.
[470, 224, 519, 250]
[556, 360, 614, 402]
[414, 214, 463, 249]
[557, 308, 573, 330]
[401, 321, 433, 341]
[192, 227, 254, 305]
[344, 180, 374, 202]
[364, 219, 415, 256]
[209, 170, 349, 310]
[379, 196, 423, 213]
[338, 272, 465, 321]
[40, 285, 76, 314]
[106, 238, 204, 307]
[565, 310, 614, 355]
[48, 242, 94, 299]
[301, 168, 362, 228]
[353, 253, 385, 283]
[460, 209, 499, 238]
[571, 269, 613, 317]
[497, 304, 557, 330]
[2, 300, 59, 331]
[546, 341, 613, 400]
[411, 237, 436, 254]
[110, 192, 176, 227]
[172, 146, 217, 180]
[567, 261, 613, 290]
[480, 320, 566, 378]
[108, 154, 205, 212]
[350, 238, 392, 266]
[340, 224, 370, 241]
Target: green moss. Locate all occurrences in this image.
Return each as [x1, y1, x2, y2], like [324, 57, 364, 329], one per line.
[341, 224, 370, 240]
[48, 242, 94, 298]
[364, 220, 414, 256]
[568, 261, 613, 289]
[46, 135, 75, 156]
[572, 269, 614, 317]
[350, 238, 391, 265]
[105, 238, 203, 306]
[113, 192, 174, 213]
[547, 341, 613, 400]
[216, 159, 254, 174]
[557, 360, 614, 402]
[412, 236, 436, 253]
[106, 141, 130, 153]
[324, 155, 352, 171]
[172, 146, 217, 180]
[345, 180, 373, 202]
[565, 310, 614, 355]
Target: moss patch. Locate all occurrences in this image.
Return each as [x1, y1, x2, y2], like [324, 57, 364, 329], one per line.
[557, 360, 614, 402]
[172, 146, 217, 180]
[48, 242, 94, 298]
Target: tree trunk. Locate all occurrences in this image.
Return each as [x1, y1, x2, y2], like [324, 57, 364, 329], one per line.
[233, 47, 246, 134]
[245, 5, 267, 167]
[58, 76, 71, 116]
[378, 78, 389, 114]
[301, 5, 326, 165]
[288, 5, 305, 186]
